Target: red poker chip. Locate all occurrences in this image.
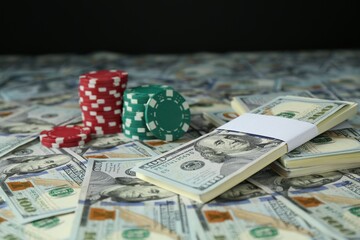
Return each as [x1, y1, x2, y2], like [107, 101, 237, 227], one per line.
[80, 104, 123, 113]
[79, 100, 122, 107]
[81, 109, 121, 117]
[41, 137, 91, 148]
[91, 126, 122, 135]
[40, 126, 91, 143]
[79, 70, 128, 85]
[78, 89, 123, 99]
[84, 120, 121, 128]
[78, 91, 122, 100]
[79, 97, 122, 105]
[82, 118, 121, 126]
[79, 84, 124, 92]
[80, 104, 121, 112]
[79, 84, 126, 92]
[81, 112, 121, 119]
[80, 81, 127, 90]
[41, 135, 92, 144]
[82, 113, 121, 121]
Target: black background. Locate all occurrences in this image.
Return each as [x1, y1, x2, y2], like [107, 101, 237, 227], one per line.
[1, 1, 359, 55]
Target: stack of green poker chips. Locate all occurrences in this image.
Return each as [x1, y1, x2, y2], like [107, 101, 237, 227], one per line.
[145, 88, 191, 141]
[122, 85, 172, 140]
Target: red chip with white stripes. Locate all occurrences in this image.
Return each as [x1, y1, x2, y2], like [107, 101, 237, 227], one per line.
[40, 126, 92, 148]
[79, 70, 128, 135]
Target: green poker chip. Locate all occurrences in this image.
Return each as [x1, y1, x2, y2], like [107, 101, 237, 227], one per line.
[145, 89, 191, 141]
[124, 85, 172, 100]
[123, 132, 156, 140]
[124, 104, 146, 113]
[123, 118, 147, 128]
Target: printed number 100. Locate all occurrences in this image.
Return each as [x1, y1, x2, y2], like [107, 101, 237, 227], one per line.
[17, 197, 37, 213]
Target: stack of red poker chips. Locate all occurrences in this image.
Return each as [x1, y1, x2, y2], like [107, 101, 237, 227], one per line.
[40, 126, 92, 148]
[79, 70, 128, 135]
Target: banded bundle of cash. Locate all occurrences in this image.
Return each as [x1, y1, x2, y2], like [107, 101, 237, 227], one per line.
[232, 92, 360, 177]
[134, 96, 357, 202]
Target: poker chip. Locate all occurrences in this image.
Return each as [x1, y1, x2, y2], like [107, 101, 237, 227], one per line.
[79, 70, 128, 85]
[41, 137, 91, 148]
[122, 85, 171, 140]
[41, 135, 92, 144]
[124, 85, 172, 100]
[79, 92, 122, 100]
[84, 120, 120, 128]
[40, 126, 92, 148]
[79, 70, 127, 135]
[91, 125, 122, 135]
[80, 100, 121, 108]
[79, 97, 121, 105]
[40, 126, 91, 143]
[145, 89, 191, 141]
[123, 131, 155, 140]
[121, 85, 190, 141]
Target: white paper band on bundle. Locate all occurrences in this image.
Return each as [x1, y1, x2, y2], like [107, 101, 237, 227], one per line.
[218, 113, 318, 152]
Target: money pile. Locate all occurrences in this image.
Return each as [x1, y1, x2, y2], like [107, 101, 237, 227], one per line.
[0, 50, 360, 239]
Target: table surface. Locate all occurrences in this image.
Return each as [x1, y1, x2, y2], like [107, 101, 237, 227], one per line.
[0, 50, 359, 239]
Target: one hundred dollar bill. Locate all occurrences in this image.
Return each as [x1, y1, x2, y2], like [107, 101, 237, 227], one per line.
[0, 140, 87, 223]
[134, 97, 357, 202]
[0, 105, 81, 134]
[81, 141, 159, 160]
[71, 158, 197, 240]
[280, 128, 360, 168]
[230, 91, 314, 114]
[203, 108, 239, 127]
[249, 168, 360, 240]
[0, 194, 74, 240]
[184, 180, 327, 240]
[0, 133, 37, 158]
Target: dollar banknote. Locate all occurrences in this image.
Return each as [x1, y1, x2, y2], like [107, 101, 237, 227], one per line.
[231, 90, 314, 114]
[81, 141, 159, 160]
[0, 133, 37, 158]
[143, 129, 201, 153]
[280, 128, 360, 168]
[0, 216, 47, 240]
[0, 100, 24, 118]
[0, 194, 74, 240]
[69, 133, 159, 159]
[0, 140, 86, 223]
[202, 108, 239, 127]
[184, 180, 327, 240]
[0, 105, 81, 135]
[71, 158, 197, 240]
[250, 168, 360, 240]
[134, 97, 356, 202]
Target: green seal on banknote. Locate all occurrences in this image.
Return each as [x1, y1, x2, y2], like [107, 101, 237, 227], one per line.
[32, 216, 60, 228]
[122, 229, 150, 239]
[249, 226, 279, 238]
[349, 207, 360, 217]
[48, 186, 74, 198]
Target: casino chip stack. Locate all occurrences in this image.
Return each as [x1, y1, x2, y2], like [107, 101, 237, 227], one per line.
[79, 70, 128, 135]
[40, 126, 92, 148]
[122, 85, 191, 141]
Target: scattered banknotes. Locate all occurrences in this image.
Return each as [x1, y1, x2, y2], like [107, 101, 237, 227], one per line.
[184, 181, 326, 240]
[250, 168, 360, 239]
[71, 158, 197, 240]
[0, 140, 87, 223]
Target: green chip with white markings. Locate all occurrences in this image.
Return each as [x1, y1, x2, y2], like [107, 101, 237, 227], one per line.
[124, 85, 172, 100]
[145, 89, 191, 141]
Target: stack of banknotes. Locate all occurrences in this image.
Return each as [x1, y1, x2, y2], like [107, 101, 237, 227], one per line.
[0, 50, 360, 239]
